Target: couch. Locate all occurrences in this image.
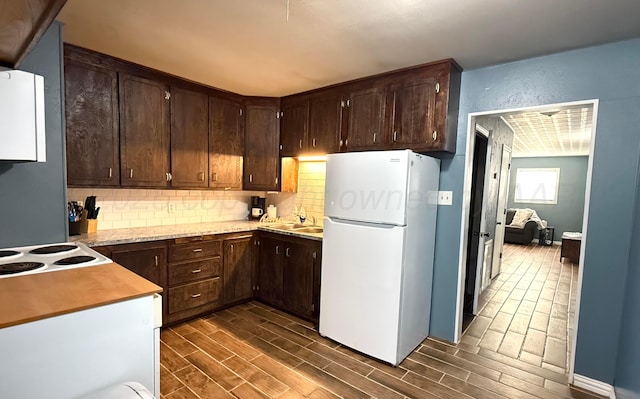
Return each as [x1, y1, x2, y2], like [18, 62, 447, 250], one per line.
[504, 208, 541, 245]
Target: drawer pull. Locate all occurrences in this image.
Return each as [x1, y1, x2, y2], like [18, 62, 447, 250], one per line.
[191, 293, 202, 298]
[192, 248, 203, 253]
[191, 269, 202, 273]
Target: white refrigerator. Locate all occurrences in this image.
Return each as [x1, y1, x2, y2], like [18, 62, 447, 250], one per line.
[319, 149, 440, 365]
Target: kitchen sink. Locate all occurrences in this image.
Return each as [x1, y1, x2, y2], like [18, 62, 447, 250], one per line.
[264, 224, 323, 234]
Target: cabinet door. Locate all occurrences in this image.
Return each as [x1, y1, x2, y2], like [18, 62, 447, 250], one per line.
[280, 98, 309, 157]
[111, 245, 166, 286]
[64, 59, 120, 186]
[209, 96, 244, 190]
[389, 76, 438, 147]
[283, 241, 314, 318]
[244, 102, 280, 190]
[170, 87, 209, 188]
[119, 73, 171, 187]
[345, 87, 386, 150]
[309, 91, 342, 154]
[257, 235, 284, 306]
[223, 236, 254, 304]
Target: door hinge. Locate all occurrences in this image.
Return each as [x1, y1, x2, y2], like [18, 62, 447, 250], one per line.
[435, 83, 440, 94]
[165, 91, 171, 100]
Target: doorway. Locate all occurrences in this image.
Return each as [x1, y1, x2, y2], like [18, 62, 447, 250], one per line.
[455, 100, 598, 384]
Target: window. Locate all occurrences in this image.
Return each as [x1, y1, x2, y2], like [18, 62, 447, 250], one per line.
[514, 168, 560, 204]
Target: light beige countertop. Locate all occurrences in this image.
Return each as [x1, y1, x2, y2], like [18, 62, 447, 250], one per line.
[0, 263, 162, 328]
[70, 220, 322, 246]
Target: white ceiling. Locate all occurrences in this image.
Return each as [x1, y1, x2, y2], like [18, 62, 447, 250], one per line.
[501, 105, 593, 158]
[57, 0, 640, 97]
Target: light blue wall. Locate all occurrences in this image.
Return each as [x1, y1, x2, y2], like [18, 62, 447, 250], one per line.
[614, 161, 640, 399]
[0, 22, 67, 246]
[430, 38, 640, 384]
[508, 156, 588, 239]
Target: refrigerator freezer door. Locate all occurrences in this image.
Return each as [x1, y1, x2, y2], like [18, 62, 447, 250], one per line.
[319, 217, 405, 364]
[324, 150, 410, 226]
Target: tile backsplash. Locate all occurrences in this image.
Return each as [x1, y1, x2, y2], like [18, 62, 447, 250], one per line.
[67, 188, 262, 230]
[269, 160, 326, 225]
[68, 160, 328, 231]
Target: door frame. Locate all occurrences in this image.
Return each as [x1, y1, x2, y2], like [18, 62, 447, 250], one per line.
[453, 99, 600, 385]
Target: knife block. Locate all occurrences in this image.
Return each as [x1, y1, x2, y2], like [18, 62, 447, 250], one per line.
[80, 210, 98, 233]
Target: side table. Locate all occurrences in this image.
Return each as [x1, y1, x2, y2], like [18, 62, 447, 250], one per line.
[539, 226, 555, 246]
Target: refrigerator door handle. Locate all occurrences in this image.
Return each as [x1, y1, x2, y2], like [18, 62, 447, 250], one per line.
[328, 217, 401, 229]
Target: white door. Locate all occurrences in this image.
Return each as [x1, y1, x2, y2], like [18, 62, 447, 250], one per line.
[319, 217, 405, 364]
[324, 150, 410, 225]
[492, 145, 512, 279]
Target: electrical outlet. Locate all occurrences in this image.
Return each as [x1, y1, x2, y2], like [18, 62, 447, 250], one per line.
[438, 191, 453, 206]
[167, 202, 176, 213]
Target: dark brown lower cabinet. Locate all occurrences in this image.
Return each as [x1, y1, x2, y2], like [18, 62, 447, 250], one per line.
[167, 237, 223, 324]
[257, 232, 322, 321]
[95, 241, 168, 322]
[223, 234, 255, 305]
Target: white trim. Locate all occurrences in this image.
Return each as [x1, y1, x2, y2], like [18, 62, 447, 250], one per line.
[476, 123, 490, 137]
[569, 99, 599, 380]
[572, 374, 616, 399]
[455, 97, 599, 375]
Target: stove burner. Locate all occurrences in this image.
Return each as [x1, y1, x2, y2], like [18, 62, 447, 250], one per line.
[30, 244, 78, 255]
[0, 250, 20, 258]
[0, 262, 45, 275]
[54, 256, 96, 265]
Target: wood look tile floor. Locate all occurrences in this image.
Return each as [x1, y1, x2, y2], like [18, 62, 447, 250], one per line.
[160, 243, 603, 399]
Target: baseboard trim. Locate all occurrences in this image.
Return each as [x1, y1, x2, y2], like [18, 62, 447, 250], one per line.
[573, 374, 616, 398]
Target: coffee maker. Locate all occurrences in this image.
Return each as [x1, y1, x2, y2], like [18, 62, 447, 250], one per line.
[250, 196, 266, 220]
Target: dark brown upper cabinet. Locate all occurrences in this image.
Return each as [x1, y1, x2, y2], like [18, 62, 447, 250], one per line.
[243, 98, 280, 191]
[64, 57, 120, 186]
[209, 95, 244, 190]
[388, 76, 438, 147]
[280, 97, 309, 157]
[170, 87, 209, 188]
[386, 61, 461, 153]
[308, 89, 343, 155]
[119, 73, 171, 187]
[343, 86, 387, 151]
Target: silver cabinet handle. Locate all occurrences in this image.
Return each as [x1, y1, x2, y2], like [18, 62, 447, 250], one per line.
[299, 139, 303, 148]
[432, 130, 438, 141]
[198, 172, 205, 182]
[373, 133, 376, 143]
[286, 247, 291, 257]
[249, 174, 253, 183]
[393, 131, 398, 142]
[346, 99, 351, 107]
[191, 293, 201, 298]
[275, 245, 280, 255]
[154, 255, 158, 266]
[192, 248, 203, 253]
[165, 91, 171, 100]
[345, 138, 348, 146]
[312, 138, 316, 147]
[339, 139, 344, 147]
[108, 167, 112, 178]
[191, 269, 202, 273]
[129, 169, 134, 179]
[230, 244, 234, 255]
[168, 172, 173, 181]
[212, 172, 217, 182]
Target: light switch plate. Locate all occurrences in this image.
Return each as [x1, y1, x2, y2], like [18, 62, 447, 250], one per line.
[438, 191, 453, 206]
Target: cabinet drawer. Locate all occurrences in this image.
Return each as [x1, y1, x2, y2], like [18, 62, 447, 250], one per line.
[168, 257, 221, 286]
[168, 278, 221, 314]
[169, 240, 222, 262]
